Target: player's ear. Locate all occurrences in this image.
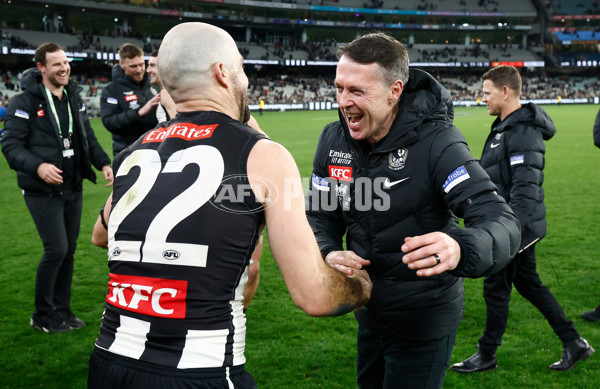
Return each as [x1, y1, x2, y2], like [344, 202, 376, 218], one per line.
[214, 62, 229, 88]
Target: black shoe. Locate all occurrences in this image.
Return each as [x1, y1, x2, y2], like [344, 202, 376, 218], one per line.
[549, 337, 595, 371]
[30, 312, 71, 333]
[450, 350, 498, 373]
[581, 308, 600, 322]
[59, 309, 86, 329]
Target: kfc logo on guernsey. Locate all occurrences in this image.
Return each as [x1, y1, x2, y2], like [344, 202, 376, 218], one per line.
[329, 165, 353, 182]
[124, 95, 138, 102]
[143, 123, 219, 143]
[107, 273, 188, 319]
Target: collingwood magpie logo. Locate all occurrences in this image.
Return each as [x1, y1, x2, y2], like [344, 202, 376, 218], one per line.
[490, 133, 503, 149]
[388, 148, 408, 170]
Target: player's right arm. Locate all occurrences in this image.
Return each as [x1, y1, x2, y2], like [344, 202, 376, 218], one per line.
[92, 192, 112, 249]
[247, 139, 372, 317]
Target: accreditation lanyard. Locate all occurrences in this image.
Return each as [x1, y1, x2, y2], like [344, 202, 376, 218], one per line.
[44, 86, 74, 158]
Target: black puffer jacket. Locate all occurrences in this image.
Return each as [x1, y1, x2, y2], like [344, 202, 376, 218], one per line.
[593, 107, 600, 148]
[479, 103, 555, 251]
[100, 64, 158, 157]
[306, 69, 521, 340]
[1, 68, 110, 194]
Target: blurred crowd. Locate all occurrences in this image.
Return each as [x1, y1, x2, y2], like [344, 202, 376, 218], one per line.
[1, 69, 599, 120]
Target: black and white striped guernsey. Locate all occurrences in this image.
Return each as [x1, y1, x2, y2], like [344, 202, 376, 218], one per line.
[95, 110, 267, 369]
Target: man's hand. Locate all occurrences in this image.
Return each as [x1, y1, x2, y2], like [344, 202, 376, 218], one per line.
[325, 250, 371, 276]
[37, 162, 63, 185]
[138, 94, 161, 117]
[401, 232, 461, 277]
[102, 165, 114, 187]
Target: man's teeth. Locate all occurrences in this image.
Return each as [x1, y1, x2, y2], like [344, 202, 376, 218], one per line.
[347, 114, 359, 121]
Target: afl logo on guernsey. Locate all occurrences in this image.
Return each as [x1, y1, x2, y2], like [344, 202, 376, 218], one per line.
[162, 250, 180, 260]
[143, 123, 219, 143]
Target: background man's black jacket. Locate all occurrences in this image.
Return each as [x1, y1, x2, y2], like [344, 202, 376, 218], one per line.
[593, 107, 600, 148]
[1, 68, 110, 195]
[479, 102, 555, 251]
[100, 64, 158, 157]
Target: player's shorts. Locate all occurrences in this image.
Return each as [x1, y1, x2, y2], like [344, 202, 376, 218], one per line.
[88, 347, 257, 389]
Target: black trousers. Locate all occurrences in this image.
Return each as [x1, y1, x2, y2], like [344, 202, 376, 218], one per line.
[88, 347, 257, 389]
[24, 190, 82, 317]
[357, 324, 456, 389]
[478, 244, 579, 354]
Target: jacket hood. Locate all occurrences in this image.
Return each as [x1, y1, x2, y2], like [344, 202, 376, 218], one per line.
[20, 68, 43, 96]
[377, 68, 455, 152]
[397, 68, 455, 128]
[338, 68, 455, 153]
[111, 63, 149, 86]
[495, 102, 556, 141]
[111, 63, 126, 80]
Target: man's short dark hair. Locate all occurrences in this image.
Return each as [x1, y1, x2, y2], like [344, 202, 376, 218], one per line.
[482, 65, 522, 97]
[336, 32, 409, 86]
[34, 42, 63, 66]
[118, 43, 144, 60]
[150, 49, 158, 58]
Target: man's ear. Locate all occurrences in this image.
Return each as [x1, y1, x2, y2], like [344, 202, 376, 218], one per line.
[390, 80, 404, 103]
[214, 62, 229, 88]
[36, 62, 44, 73]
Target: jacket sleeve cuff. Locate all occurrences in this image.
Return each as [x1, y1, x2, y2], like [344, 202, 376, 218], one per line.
[445, 229, 470, 276]
[26, 158, 45, 177]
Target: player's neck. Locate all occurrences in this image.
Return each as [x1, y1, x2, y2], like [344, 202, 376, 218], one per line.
[177, 98, 237, 120]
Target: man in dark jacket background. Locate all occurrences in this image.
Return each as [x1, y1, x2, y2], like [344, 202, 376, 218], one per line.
[581, 107, 600, 322]
[451, 65, 594, 374]
[306, 33, 521, 389]
[100, 43, 160, 157]
[1, 42, 113, 333]
[592, 106, 600, 149]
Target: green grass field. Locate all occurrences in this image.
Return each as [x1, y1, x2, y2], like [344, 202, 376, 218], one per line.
[0, 105, 599, 388]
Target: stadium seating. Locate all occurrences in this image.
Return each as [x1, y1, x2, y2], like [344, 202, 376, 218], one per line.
[549, 0, 600, 15]
[235, 0, 535, 13]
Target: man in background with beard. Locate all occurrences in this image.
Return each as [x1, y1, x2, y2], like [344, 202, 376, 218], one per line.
[146, 49, 176, 124]
[1, 42, 112, 333]
[100, 43, 161, 158]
